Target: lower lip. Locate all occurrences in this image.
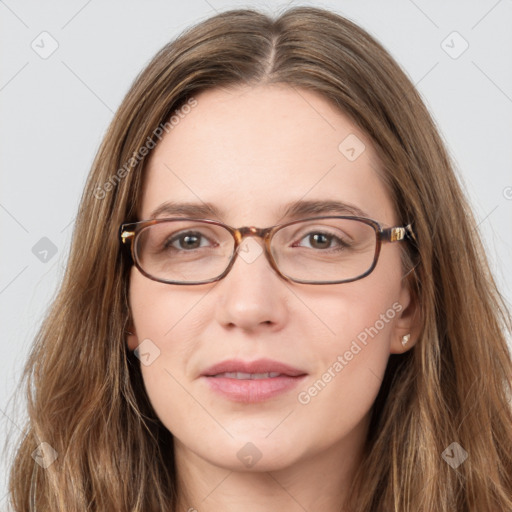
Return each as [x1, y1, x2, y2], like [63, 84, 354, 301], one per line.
[202, 375, 307, 403]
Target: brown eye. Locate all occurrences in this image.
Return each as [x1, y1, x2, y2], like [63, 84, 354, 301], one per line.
[167, 232, 205, 250]
[293, 231, 349, 251]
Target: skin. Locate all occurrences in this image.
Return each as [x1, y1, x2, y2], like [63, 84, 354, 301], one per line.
[127, 84, 420, 511]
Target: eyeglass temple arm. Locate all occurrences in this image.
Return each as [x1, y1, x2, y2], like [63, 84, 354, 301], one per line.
[381, 224, 416, 243]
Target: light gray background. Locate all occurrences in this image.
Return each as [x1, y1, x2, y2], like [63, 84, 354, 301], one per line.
[1, 0, 511, 506]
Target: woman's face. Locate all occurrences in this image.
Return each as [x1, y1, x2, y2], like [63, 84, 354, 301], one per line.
[127, 84, 417, 473]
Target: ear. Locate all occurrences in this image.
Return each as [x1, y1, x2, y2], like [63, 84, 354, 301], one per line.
[390, 280, 422, 354]
[126, 324, 139, 352]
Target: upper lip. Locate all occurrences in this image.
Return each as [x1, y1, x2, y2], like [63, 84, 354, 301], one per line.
[201, 358, 307, 377]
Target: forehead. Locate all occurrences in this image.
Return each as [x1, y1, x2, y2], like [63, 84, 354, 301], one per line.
[140, 84, 396, 226]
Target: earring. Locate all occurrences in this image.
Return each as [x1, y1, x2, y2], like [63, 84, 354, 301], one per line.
[401, 334, 411, 347]
[126, 331, 134, 336]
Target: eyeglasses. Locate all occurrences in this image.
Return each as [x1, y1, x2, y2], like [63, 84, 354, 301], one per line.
[119, 216, 415, 285]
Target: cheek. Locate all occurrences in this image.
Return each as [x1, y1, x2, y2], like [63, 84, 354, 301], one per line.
[129, 267, 208, 342]
[296, 285, 402, 397]
[293, 285, 399, 424]
[290, 248, 405, 433]
[128, 269, 213, 432]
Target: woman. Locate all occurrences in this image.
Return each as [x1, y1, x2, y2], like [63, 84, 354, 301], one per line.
[8, 6, 512, 511]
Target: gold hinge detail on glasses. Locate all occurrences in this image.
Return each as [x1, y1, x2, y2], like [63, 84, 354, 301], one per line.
[390, 227, 406, 242]
[121, 231, 135, 244]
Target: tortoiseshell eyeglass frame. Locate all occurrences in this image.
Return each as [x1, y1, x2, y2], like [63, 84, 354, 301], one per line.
[119, 216, 416, 285]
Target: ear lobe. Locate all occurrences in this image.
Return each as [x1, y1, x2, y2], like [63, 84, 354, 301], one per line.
[126, 328, 139, 351]
[390, 283, 422, 354]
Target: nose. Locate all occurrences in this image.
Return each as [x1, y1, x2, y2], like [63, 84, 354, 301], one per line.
[214, 236, 289, 332]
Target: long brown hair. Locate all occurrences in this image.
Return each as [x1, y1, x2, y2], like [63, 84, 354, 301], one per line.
[7, 7, 512, 511]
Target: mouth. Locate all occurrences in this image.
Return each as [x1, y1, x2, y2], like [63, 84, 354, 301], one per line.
[211, 371, 284, 379]
[200, 359, 308, 403]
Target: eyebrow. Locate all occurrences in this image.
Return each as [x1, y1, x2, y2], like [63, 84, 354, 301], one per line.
[148, 199, 370, 222]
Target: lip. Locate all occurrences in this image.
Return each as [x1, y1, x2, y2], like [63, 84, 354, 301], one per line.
[200, 358, 308, 403]
[201, 358, 306, 377]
